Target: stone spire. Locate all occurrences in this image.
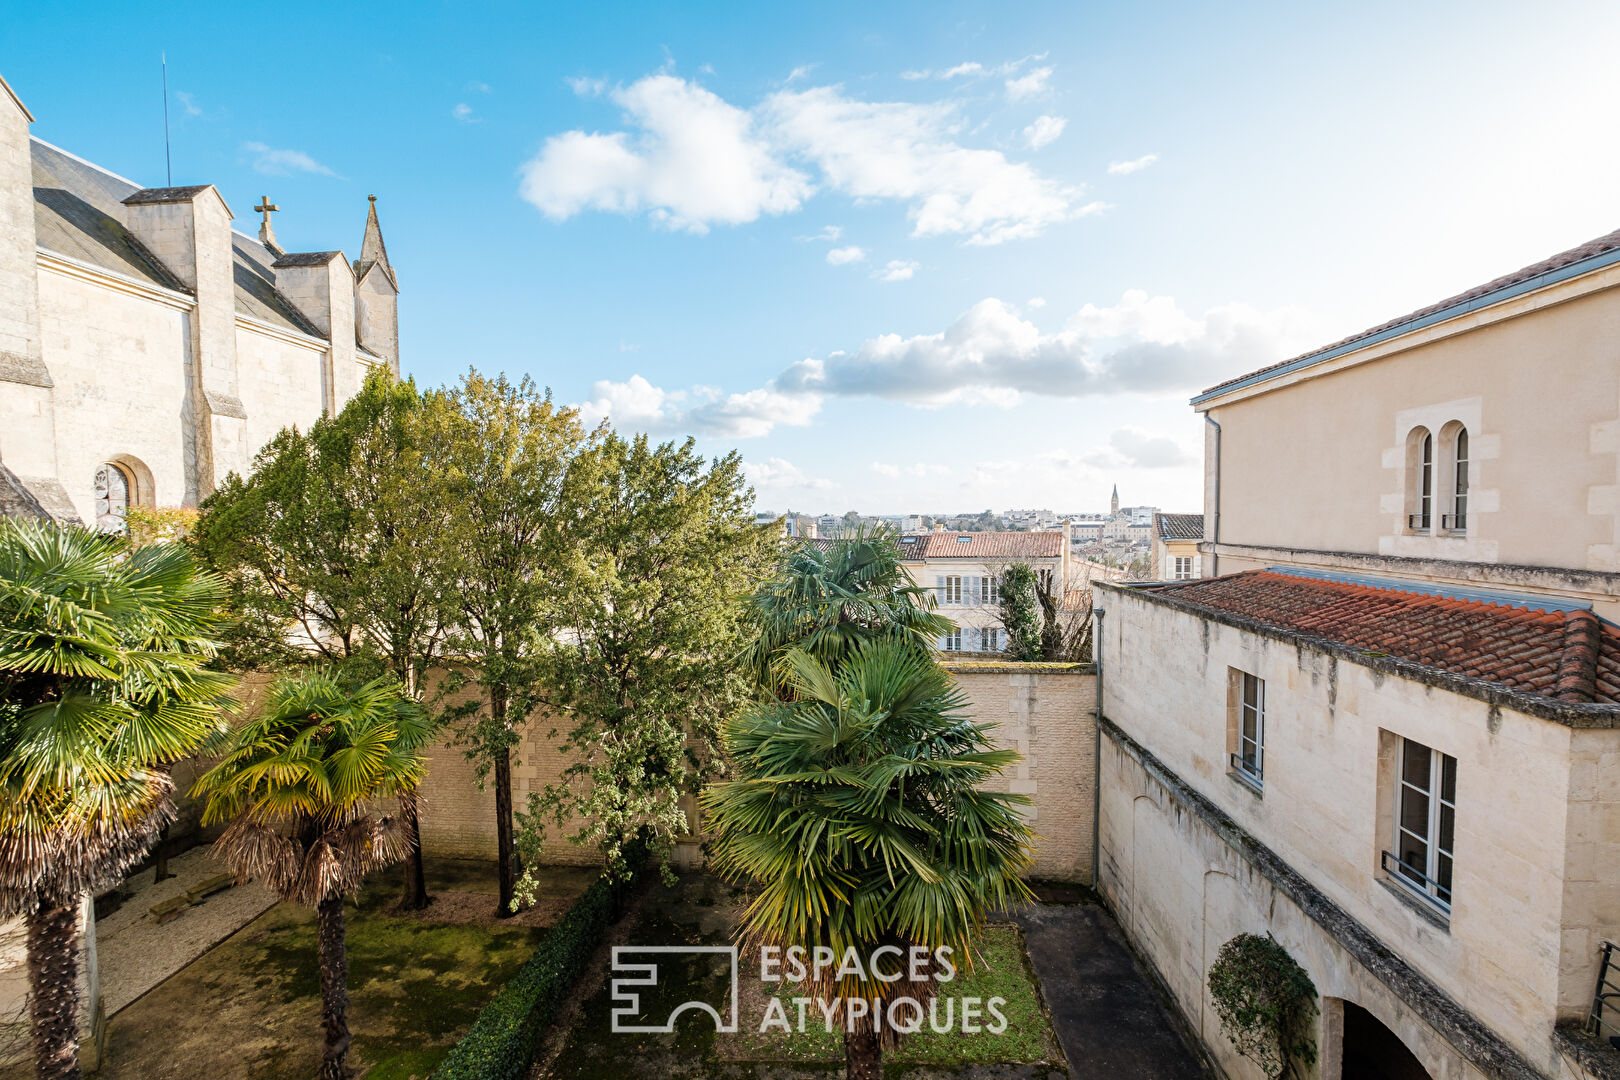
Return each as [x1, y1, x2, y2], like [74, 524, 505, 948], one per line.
[1111, 483, 1120, 516]
[354, 194, 396, 289]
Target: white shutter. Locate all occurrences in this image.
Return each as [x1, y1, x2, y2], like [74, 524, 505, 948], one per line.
[935, 574, 945, 605]
[969, 627, 981, 652]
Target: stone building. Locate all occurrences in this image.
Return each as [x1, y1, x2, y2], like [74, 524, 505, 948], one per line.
[1098, 226, 1620, 1079]
[897, 526, 1074, 653]
[0, 72, 398, 530]
[1151, 512, 1203, 580]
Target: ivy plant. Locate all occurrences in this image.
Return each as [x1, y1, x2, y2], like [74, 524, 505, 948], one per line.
[1207, 933, 1319, 1080]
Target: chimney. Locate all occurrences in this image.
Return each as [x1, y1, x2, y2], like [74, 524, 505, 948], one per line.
[0, 73, 72, 518]
[933, 522, 945, 533]
[274, 251, 357, 412]
[122, 183, 245, 499]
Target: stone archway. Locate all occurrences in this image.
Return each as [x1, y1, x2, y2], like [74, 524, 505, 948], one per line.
[1341, 1000, 1431, 1080]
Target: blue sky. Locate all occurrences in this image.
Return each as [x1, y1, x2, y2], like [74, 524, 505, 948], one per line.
[6, 1, 1619, 515]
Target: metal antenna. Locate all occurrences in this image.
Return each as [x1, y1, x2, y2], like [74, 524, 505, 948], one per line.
[161, 52, 172, 185]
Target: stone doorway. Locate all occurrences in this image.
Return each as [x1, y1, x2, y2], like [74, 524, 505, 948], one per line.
[1341, 1001, 1431, 1080]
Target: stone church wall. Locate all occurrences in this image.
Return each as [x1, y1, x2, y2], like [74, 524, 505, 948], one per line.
[234, 326, 330, 457]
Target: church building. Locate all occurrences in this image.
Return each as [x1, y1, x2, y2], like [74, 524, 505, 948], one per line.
[0, 71, 398, 530]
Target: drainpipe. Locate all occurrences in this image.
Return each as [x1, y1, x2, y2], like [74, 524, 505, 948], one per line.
[1090, 605, 1105, 888]
[1204, 413, 1222, 578]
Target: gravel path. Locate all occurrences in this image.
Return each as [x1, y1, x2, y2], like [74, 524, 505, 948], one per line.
[96, 846, 278, 1016]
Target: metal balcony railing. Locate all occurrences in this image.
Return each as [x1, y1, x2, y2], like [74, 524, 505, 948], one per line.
[1441, 513, 1467, 532]
[1589, 940, 1620, 1050]
[1407, 513, 1431, 531]
[1381, 850, 1451, 911]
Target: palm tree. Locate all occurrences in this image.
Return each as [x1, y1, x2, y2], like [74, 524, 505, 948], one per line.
[0, 520, 233, 1080]
[191, 672, 430, 1080]
[741, 527, 953, 698]
[702, 640, 1036, 1079]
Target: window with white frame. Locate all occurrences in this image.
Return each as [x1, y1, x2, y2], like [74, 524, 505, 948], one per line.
[1174, 556, 1194, 580]
[1450, 428, 1469, 531]
[943, 628, 963, 651]
[1231, 672, 1264, 786]
[983, 575, 1000, 606]
[1407, 428, 1434, 532]
[943, 576, 963, 605]
[1387, 738, 1455, 911]
[981, 627, 1002, 652]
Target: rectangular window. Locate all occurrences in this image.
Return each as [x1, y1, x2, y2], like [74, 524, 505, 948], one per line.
[943, 628, 963, 651]
[1452, 430, 1469, 531]
[981, 627, 1002, 652]
[1387, 738, 1455, 911]
[944, 576, 963, 605]
[984, 576, 1000, 606]
[1230, 673, 1264, 787]
[1174, 556, 1194, 580]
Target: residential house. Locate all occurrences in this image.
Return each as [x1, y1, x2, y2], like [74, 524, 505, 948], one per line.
[899, 525, 1073, 653]
[1152, 512, 1204, 580]
[1097, 226, 1620, 1079]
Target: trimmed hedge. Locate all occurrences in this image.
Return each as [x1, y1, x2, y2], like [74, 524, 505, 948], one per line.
[432, 845, 648, 1080]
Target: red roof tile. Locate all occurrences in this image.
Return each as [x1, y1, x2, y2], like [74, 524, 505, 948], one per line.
[1153, 570, 1619, 704]
[903, 531, 1066, 560]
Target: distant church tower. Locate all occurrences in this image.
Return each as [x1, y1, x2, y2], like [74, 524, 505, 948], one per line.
[1111, 484, 1120, 516]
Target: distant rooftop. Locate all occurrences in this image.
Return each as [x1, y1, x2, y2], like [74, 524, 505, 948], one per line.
[900, 531, 1065, 560]
[1153, 513, 1203, 542]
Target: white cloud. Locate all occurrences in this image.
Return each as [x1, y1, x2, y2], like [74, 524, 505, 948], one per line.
[466, 81, 493, 94]
[1108, 153, 1159, 175]
[786, 64, 818, 82]
[524, 74, 1091, 244]
[1004, 66, 1052, 101]
[870, 461, 950, 478]
[775, 290, 1313, 406]
[578, 374, 822, 439]
[241, 142, 337, 177]
[761, 85, 1092, 244]
[941, 62, 985, 79]
[1085, 427, 1193, 469]
[174, 91, 202, 117]
[746, 457, 835, 492]
[1023, 115, 1067, 150]
[874, 259, 918, 282]
[826, 245, 867, 265]
[566, 76, 607, 97]
[800, 224, 842, 242]
[452, 103, 478, 123]
[521, 75, 813, 233]
[1027, 296, 1046, 308]
[900, 69, 931, 81]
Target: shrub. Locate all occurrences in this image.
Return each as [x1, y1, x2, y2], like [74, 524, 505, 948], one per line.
[1206, 932, 1318, 1080]
[432, 842, 648, 1080]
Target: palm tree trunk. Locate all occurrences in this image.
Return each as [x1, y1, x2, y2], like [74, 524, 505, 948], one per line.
[316, 894, 353, 1080]
[493, 742, 515, 917]
[399, 801, 429, 910]
[26, 901, 83, 1080]
[843, 1028, 881, 1080]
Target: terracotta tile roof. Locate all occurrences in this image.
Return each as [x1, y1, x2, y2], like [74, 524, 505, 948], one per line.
[1199, 225, 1620, 401]
[903, 531, 1066, 560]
[1154, 513, 1203, 542]
[1153, 570, 1620, 705]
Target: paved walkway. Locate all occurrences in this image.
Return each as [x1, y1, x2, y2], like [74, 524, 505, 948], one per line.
[95, 846, 278, 1016]
[1011, 903, 1211, 1080]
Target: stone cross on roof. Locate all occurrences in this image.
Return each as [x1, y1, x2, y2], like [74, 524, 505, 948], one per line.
[253, 195, 280, 252]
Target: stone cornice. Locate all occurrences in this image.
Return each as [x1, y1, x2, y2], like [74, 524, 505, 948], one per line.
[36, 249, 194, 312]
[235, 313, 329, 351]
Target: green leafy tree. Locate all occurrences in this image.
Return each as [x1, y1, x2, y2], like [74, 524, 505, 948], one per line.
[998, 563, 1043, 661]
[1207, 933, 1319, 1080]
[0, 521, 233, 1080]
[703, 641, 1036, 1079]
[434, 371, 593, 916]
[193, 369, 460, 908]
[192, 672, 431, 1080]
[516, 436, 774, 890]
[740, 527, 952, 697]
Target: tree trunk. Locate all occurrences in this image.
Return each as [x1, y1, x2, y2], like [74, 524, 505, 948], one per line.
[316, 894, 353, 1080]
[399, 801, 429, 910]
[26, 902, 83, 1080]
[843, 1028, 881, 1080]
[493, 742, 515, 918]
[153, 825, 173, 884]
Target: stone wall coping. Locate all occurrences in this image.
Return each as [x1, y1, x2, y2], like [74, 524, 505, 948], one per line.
[1102, 716, 1548, 1080]
[939, 661, 1095, 675]
[1097, 580, 1620, 729]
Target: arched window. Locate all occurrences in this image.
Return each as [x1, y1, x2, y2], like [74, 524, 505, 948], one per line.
[1451, 428, 1469, 531]
[1406, 428, 1433, 532]
[94, 462, 131, 533]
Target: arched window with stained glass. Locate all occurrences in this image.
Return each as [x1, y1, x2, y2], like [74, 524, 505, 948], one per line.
[94, 462, 131, 533]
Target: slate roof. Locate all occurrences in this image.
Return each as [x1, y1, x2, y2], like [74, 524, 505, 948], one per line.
[1199, 225, 1620, 401]
[30, 138, 325, 338]
[1154, 513, 1203, 542]
[901, 531, 1066, 560]
[1151, 569, 1620, 705]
